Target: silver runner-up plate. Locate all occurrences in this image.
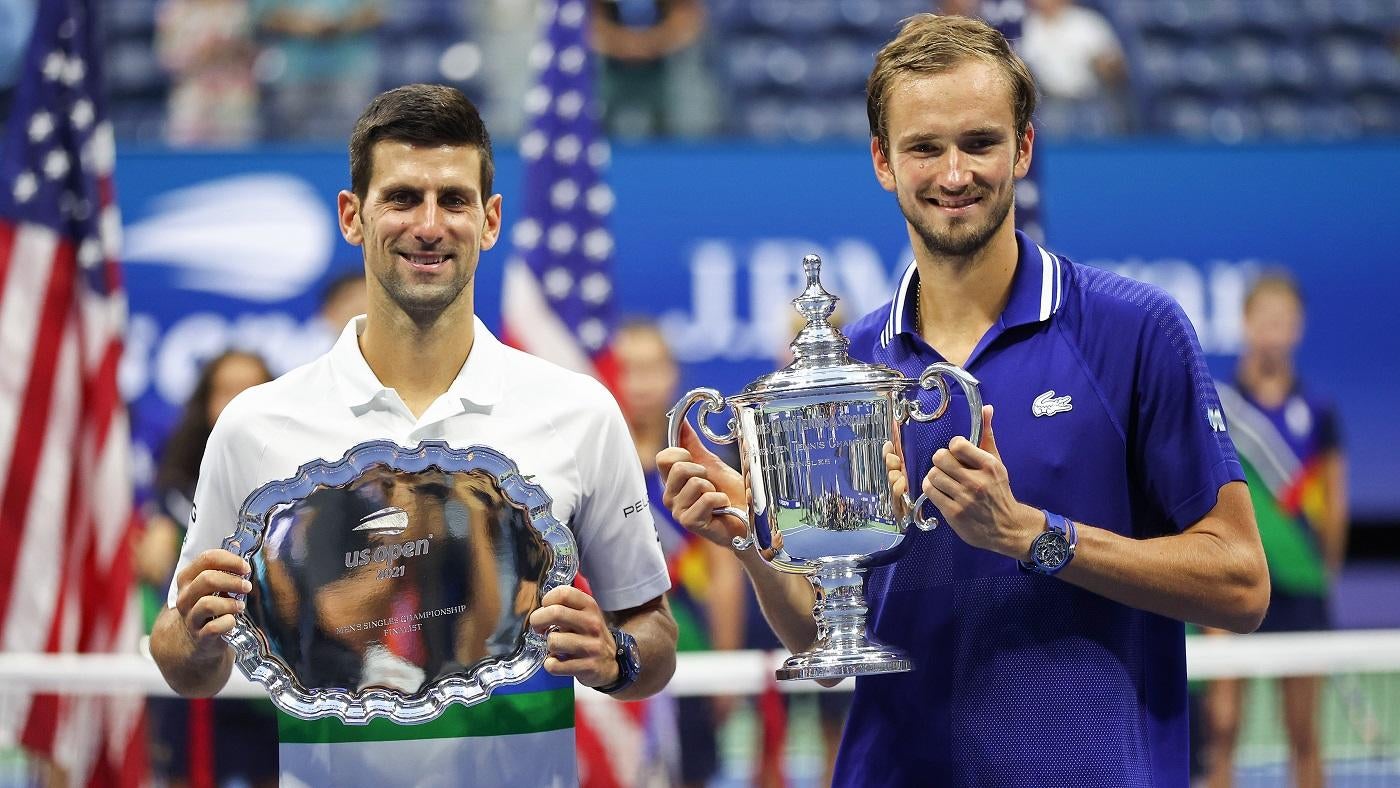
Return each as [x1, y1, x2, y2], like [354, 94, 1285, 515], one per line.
[220, 440, 578, 725]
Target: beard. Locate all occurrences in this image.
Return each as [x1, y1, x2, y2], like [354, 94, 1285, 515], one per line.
[899, 183, 1015, 260]
[373, 257, 474, 325]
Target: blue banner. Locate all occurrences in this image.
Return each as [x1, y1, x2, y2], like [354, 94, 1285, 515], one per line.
[116, 142, 1400, 518]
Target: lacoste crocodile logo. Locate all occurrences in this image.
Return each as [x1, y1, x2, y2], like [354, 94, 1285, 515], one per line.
[1032, 390, 1073, 417]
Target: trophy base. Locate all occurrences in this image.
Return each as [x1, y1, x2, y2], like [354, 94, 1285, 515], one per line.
[774, 644, 912, 681]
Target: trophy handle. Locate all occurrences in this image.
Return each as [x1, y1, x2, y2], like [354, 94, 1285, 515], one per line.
[667, 387, 738, 447]
[666, 390, 753, 551]
[715, 506, 755, 552]
[903, 491, 938, 532]
[902, 362, 983, 532]
[906, 362, 983, 445]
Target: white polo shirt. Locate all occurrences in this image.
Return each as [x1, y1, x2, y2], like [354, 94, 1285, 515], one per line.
[169, 315, 670, 787]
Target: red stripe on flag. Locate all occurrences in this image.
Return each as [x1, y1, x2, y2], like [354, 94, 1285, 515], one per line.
[591, 347, 620, 401]
[20, 694, 60, 758]
[575, 709, 624, 788]
[189, 698, 216, 788]
[116, 708, 149, 788]
[0, 222, 15, 296]
[77, 514, 105, 651]
[0, 239, 76, 634]
[755, 678, 788, 787]
[84, 339, 125, 455]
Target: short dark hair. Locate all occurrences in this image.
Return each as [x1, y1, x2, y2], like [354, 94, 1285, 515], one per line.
[867, 14, 1038, 155]
[348, 84, 494, 199]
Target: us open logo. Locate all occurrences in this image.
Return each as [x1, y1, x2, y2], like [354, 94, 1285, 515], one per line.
[345, 507, 430, 579]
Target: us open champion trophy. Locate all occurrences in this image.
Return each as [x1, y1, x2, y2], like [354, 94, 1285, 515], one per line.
[668, 254, 982, 680]
[221, 441, 577, 723]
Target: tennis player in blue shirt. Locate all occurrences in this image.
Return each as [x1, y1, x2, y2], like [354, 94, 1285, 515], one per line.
[658, 14, 1269, 787]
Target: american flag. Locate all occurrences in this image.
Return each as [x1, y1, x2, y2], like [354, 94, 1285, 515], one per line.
[501, 2, 671, 786]
[0, 0, 145, 784]
[501, 0, 619, 389]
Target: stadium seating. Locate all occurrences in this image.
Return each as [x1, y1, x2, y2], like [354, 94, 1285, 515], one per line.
[99, 0, 1400, 143]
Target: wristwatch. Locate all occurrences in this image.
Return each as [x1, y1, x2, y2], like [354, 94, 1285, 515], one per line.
[1020, 509, 1077, 576]
[595, 626, 642, 695]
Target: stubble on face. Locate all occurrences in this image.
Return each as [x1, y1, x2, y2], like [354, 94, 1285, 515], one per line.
[365, 215, 476, 325]
[898, 173, 1015, 261]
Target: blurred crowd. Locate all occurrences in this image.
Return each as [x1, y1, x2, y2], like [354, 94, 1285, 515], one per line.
[1, 0, 1397, 146]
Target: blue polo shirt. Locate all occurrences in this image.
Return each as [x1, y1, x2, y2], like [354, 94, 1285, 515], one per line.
[834, 231, 1243, 787]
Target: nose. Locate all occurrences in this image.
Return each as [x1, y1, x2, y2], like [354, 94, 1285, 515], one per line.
[937, 149, 973, 191]
[411, 200, 445, 245]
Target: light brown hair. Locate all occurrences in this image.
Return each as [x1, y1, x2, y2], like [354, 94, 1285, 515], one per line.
[866, 14, 1038, 153]
[1244, 270, 1305, 314]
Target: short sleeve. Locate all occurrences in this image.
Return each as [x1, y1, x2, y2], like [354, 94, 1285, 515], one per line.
[568, 382, 671, 612]
[1132, 291, 1245, 532]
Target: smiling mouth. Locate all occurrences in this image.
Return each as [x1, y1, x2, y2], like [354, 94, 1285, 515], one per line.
[928, 195, 981, 210]
[399, 252, 452, 268]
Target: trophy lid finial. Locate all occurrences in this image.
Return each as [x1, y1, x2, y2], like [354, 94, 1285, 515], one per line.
[789, 254, 849, 368]
[735, 253, 911, 399]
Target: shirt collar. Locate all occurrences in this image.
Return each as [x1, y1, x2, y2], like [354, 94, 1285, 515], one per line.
[331, 315, 505, 411]
[879, 230, 1067, 348]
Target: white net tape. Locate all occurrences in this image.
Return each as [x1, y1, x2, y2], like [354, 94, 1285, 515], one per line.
[1, 629, 1399, 699]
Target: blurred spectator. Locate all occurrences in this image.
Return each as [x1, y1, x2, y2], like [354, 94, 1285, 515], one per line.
[589, 0, 717, 138]
[155, 0, 259, 146]
[136, 350, 278, 788]
[938, 0, 987, 18]
[468, 0, 538, 140]
[1020, 0, 1130, 136]
[613, 319, 744, 788]
[311, 268, 367, 348]
[1203, 273, 1348, 788]
[273, 270, 368, 372]
[0, 0, 35, 126]
[252, 0, 380, 141]
[318, 268, 368, 331]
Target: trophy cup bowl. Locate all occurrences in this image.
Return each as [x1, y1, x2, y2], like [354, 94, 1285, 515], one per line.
[221, 440, 577, 724]
[668, 254, 981, 681]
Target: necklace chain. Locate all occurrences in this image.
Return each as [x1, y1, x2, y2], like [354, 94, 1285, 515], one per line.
[914, 278, 922, 334]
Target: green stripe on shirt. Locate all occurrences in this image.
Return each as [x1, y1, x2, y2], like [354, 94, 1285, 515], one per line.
[276, 687, 575, 744]
[1242, 458, 1326, 595]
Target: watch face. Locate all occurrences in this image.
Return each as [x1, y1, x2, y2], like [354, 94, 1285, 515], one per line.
[615, 629, 642, 682]
[623, 636, 642, 676]
[1032, 531, 1070, 570]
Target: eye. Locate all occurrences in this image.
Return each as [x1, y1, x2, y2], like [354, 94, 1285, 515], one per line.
[386, 191, 415, 206]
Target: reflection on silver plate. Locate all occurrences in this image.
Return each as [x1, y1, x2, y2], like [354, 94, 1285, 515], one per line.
[221, 440, 577, 725]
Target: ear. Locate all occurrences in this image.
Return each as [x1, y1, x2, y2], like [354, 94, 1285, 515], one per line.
[337, 190, 363, 246]
[1014, 123, 1035, 179]
[480, 193, 503, 251]
[871, 136, 896, 193]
